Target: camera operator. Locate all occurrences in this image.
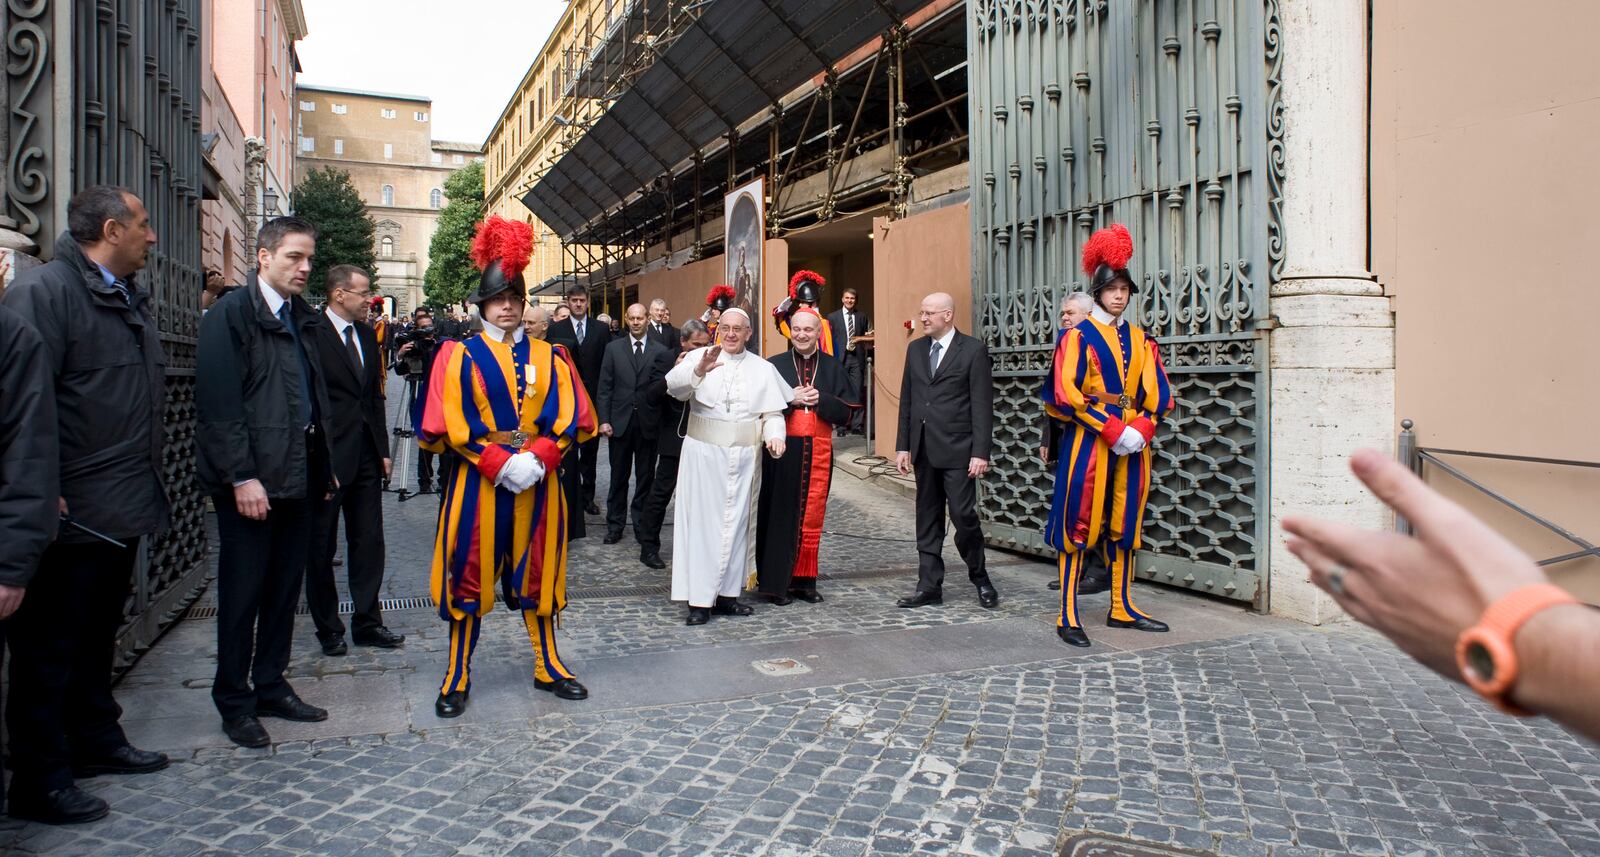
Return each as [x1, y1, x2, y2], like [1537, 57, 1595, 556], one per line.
[393, 307, 442, 492]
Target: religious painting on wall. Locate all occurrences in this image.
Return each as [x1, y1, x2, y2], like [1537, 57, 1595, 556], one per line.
[724, 177, 764, 354]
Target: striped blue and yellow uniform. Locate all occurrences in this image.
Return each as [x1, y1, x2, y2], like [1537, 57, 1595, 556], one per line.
[1042, 315, 1174, 628]
[417, 332, 596, 692]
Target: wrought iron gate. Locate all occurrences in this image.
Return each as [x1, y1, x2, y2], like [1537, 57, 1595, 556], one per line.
[968, 0, 1282, 609]
[5, 0, 210, 666]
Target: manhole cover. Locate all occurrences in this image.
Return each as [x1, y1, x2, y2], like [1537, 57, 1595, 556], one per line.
[752, 657, 812, 676]
[1060, 833, 1217, 857]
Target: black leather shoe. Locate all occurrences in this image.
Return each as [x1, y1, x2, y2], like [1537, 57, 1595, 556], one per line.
[1047, 580, 1061, 590]
[789, 589, 824, 604]
[319, 636, 348, 657]
[1057, 626, 1092, 647]
[535, 677, 589, 700]
[1107, 615, 1169, 632]
[896, 590, 943, 608]
[7, 787, 110, 825]
[1078, 575, 1111, 595]
[976, 582, 1000, 609]
[257, 694, 328, 722]
[602, 532, 623, 545]
[686, 607, 711, 625]
[712, 596, 754, 616]
[72, 745, 169, 778]
[435, 690, 468, 718]
[417, 483, 433, 494]
[585, 502, 601, 515]
[222, 715, 271, 748]
[640, 551, 666, 569]
[353, 627, 405, 648]
[763, 593, 794, 606]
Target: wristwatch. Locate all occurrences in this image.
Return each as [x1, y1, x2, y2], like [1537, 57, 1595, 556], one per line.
[1455, 583, 1578, 715]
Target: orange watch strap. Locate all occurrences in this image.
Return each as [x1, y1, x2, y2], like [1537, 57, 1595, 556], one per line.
[1458, 583, 1577, 715]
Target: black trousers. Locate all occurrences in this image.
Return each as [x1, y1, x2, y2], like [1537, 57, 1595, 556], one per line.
[840, 350, 865, 432]
[417, 449, 437, 490]
[636, 452, 680, 554]
[305, 450, 386, 642]
[577, 436, 600, 506]
[605, 429, 657, 537]
[7, 540, 138, 794]
[913, 448, 988, 594]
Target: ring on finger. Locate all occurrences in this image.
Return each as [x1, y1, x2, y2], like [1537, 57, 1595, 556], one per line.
[1326, 564, 1349, 597]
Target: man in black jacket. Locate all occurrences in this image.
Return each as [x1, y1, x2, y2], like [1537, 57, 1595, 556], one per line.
[303, 265, 404, 657]
[394, 307, 443, 493]
[197, 217, 336, 749]
[646, 297, 680, 351]
[894, 292, 999, 611]
[636, 320, 710, 568]
[596, 303, 672, 544]
[826, 288, 869, 435]
[1, 187, 172, 824]
[0, 301, 59, 821]
[546, 286, 612, 515]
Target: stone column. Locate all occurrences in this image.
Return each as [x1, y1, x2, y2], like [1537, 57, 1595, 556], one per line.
[1267, 0, 1394, 624]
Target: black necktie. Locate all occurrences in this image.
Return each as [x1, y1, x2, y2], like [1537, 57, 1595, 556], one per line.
[344, 324, 363, 373]
[929, 340, 942, 376]
[278, 303, 314, 426]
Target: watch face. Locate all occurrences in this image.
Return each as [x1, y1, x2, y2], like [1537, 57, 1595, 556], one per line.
[1465, 641, 1496, 682]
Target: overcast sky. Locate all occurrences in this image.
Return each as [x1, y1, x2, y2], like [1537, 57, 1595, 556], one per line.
[295, 0, 564, 145]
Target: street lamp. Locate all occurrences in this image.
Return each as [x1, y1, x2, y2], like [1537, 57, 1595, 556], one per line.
[262, 187, 279, 216]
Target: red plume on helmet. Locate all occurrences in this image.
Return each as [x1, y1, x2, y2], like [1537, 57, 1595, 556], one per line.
[470, 215, 534, 278]
[788, 269, 825, 299]
[1080, 223, 1134, 276]
[706, 284, 736, 308]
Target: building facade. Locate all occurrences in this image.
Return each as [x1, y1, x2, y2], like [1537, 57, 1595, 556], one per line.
[200, 0, 252, 285]
[211, 0, 307, 242]
[295, 85, 481, 312]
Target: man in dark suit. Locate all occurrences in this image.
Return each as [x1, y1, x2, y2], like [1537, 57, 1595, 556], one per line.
[636, 319, 709, 569]
[304, 265, 405, 657]
[597, 303, 672, 544]
[826, 288, 869, 435]
[546, 286, 611, 515]
[894, 292, 998, 610]
[646, 297, 680, 351]
[1039, 292, 1109, 595]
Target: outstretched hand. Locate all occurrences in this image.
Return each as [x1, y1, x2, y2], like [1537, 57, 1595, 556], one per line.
[695, 345, 724, 377]
[1283, 448, 1548, 680]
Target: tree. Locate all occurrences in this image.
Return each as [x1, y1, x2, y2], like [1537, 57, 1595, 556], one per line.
[290, 167, 377, 298]
[425, 161, 485, 308]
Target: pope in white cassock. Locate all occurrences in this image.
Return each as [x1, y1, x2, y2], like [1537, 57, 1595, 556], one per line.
[666, 307, 795, 626]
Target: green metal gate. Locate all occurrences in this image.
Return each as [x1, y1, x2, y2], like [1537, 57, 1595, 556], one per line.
[968, 0, 1283, 609]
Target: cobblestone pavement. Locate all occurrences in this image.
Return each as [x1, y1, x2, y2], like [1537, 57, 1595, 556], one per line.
[8, 426, 1600, 856]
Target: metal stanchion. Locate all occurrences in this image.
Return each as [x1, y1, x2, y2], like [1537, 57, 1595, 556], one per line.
[387, 373, 419, 501]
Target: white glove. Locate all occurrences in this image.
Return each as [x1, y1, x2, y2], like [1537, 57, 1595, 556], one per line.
[1111, 426, 1146, 456]
[494, 452, 546, 493]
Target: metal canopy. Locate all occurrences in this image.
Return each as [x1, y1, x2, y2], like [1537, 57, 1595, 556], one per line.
[570, 0, 679, 100]
[526, 0, 927, 241]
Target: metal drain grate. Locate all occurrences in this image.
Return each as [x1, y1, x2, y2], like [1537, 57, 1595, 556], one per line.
[1060, 833, 1218, 857]
[186, 595, 434, 620]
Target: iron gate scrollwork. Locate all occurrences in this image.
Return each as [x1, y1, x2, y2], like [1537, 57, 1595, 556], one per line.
[4, 0, 210, 668]
[969, 0, 1282, 609]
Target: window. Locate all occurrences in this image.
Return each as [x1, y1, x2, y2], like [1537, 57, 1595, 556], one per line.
[431, 152, 443, 165]
[414, 111, 429, 121]
[380, 236, 394, 257]
[381, 185, 394, 206]
[430, 188, 443, 209]
[333, 138, 344, 155]
[538, 88, 544, 121]
[331, 103, 347, 115]
[383, 143, 394, 160]
[452, 154, 465, 165]
[299, 136, 314, 153]
[381, 108, 396, 119]
[298, 100, 315, 112]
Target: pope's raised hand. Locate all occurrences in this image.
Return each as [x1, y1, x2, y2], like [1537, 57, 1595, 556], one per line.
[695, 344, 724, 377]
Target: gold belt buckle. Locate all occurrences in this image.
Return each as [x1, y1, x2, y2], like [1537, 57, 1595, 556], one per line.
[1117, 394, 1131, 409]
[510, 430, 529, 447]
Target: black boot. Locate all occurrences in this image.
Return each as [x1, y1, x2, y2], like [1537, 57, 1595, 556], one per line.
[1057, 626, 1091, 647]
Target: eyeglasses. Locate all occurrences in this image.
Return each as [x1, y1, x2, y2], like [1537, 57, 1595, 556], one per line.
[341, 288, 373, 298]
[719, 324, 750, 333]
[916, 309, 952, 318]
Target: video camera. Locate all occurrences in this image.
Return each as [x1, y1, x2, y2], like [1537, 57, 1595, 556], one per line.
[395, 322, 438, 376]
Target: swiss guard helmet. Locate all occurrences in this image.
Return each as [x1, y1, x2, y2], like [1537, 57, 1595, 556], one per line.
[788, 269, 825, 304]
[706, 284, 736, 311]
[467, 215, 534, 306]
[1081, 223, 1137, 299]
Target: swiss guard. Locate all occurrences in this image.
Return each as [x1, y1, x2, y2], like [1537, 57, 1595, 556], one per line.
[1042, 224, 1175, 647]
[772, 270, 835, 355]
[418, 215, 598, 717]
[702, 284, 736, 334]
